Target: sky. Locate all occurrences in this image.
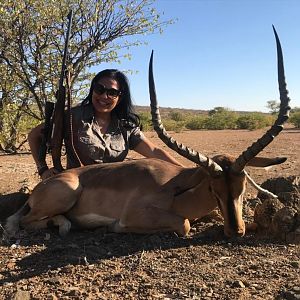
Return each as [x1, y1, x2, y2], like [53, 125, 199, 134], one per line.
[95, 0, 300, 112]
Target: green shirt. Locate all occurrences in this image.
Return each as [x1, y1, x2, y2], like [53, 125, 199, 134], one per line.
[65, 103, 144, 168]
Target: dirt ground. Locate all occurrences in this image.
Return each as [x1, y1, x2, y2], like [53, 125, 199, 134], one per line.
[0, 128, 299, 299]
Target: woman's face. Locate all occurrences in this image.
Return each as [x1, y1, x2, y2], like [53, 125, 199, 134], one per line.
[91, 77, 121, 115]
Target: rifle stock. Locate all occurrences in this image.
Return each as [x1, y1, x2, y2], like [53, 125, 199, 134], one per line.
[38, 101, 54, 163]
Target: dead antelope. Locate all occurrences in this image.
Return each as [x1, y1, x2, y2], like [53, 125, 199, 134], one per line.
[5, 27, 290, 238]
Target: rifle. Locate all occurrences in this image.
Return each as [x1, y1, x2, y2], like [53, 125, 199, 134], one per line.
[38, 10, 74, 173]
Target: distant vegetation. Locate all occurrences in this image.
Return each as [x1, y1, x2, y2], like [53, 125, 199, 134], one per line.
[290, 111, 300, 128]
[137, 106, 280, 132]
[0, 104, 299, 153]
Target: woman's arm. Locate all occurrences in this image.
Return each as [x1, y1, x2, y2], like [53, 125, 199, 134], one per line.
[28, 124, 59, 179]
[133, 137, 185, 167]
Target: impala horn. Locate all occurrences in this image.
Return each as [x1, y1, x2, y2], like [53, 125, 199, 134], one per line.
[231, 26, 291, 174]
[148, 51, 223, 176]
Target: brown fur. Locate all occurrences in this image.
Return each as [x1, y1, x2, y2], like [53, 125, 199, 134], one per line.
[5, 156, 285, 238]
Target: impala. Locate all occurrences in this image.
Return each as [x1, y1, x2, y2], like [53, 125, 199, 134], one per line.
[5, 27, 290, 238]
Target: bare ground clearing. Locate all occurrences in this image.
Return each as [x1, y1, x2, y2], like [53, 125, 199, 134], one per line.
[0, 128, 299, 299]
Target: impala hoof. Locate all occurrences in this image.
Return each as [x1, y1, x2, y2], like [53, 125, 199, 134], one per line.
[58, 220, 72, 236]
[5, 214, 20, 238]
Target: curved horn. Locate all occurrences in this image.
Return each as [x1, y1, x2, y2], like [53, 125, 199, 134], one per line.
[231, 26, 291, 173]
[148, 51, 223, 176]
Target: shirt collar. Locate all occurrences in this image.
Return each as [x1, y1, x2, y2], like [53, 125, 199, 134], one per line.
[83, 102, 121, 133]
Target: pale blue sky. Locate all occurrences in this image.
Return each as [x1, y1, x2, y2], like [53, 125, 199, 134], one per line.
[96, 0, 300, 112]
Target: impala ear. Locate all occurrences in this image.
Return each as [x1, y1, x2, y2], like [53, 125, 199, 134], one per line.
[246, 157, 287, 168]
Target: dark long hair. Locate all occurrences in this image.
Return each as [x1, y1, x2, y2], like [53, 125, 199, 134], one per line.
[82, 69, 140, 127]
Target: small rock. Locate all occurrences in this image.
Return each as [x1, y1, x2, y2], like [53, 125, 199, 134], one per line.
[46, 277, 62, 285]
[232, 280, 245, 288]
[3, 282, 14, 287]
[289, 261, 300, 269]
[292, 286, 300, 294]
[7, 262, 16, 269]
[46, 294, 58, 300]
[13, 290, 31, 300]
[277, 288, 300, 300]
[60, 265, 73, 274]
[67, 287, 81, 297]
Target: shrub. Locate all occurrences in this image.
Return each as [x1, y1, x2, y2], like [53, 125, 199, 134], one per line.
[0, 103, 40, 152]
[168, 111, 185, 122]
[139, 112, 152, 131]
[237, 113, 274, 130]
[208, 106, 230, 116]
[162, 119, 186, 132]
[185, 115, 208, 130]
[290, 112, 300, 128]
[204, 110, 238, 130]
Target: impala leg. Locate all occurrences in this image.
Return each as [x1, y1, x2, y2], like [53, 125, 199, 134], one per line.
[16, 173, 82, 234]
[49, 215, 72, 236]
[110, 206, 190, 236]
[5, 203, 30, 237]
[21, 215, 72, 236]
[20, 218, 51, 231]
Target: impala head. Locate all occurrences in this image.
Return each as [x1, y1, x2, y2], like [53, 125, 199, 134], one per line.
[209, 155, 247, 237]
[148, 26, 291, 238]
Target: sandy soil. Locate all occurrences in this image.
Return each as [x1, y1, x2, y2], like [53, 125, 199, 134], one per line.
[0, 128, 299, 299]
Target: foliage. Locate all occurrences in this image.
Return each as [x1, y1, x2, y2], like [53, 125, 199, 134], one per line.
[0, 103, 40, 152]
[138, 108, 277, 132]
[0, 0, 172, 151]
[185, 115, 208, 130]
[168, 111, 185, 122]
[236, 113, 274, 130]
[204, 110, 238, 130]
[139, 110, 186, 132]
[291, 107, 300, 113]
[162, 119, 185, 133]
[139, 111, 152, 131]
[290, 112, 300, 128]
[266, 100, 280, 115]
[208, 106, 230, 116]
[0, 0, 172, 115]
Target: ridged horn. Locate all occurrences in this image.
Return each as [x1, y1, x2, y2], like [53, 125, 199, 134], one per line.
[231, 26, 291, 174]
[148, 50, 223, 176]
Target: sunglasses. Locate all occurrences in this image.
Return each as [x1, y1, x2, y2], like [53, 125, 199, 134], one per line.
[93, 83, 121, 99]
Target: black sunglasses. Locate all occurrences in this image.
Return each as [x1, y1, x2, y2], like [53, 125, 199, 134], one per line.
[93, 83, 121, 99]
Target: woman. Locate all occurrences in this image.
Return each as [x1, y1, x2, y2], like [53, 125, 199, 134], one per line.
[28, 69, 183, 180]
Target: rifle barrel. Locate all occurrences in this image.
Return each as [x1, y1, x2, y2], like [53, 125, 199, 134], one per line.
[59, 10, 73, 87]
[50, 10, 74, 172]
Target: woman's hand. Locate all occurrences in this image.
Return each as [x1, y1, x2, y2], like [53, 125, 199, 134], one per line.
[40, 167, 60, 180]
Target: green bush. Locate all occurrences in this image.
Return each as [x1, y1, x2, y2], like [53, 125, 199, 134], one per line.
[209, 106, 230, 116]
[139, 108, 279, 132]
[139, 112, 152, 131]
[236, 113, 274, 130]
[168, 111, 185, 122]
[162, 119, 186, 132]
[290, 112, 300, 128]
[204, 110, 238, 130]
[185, 115, 208, 130]
[0, 103, 40, 151]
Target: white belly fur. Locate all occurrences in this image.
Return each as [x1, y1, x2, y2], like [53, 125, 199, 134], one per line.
[74, 214, 116, 228]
